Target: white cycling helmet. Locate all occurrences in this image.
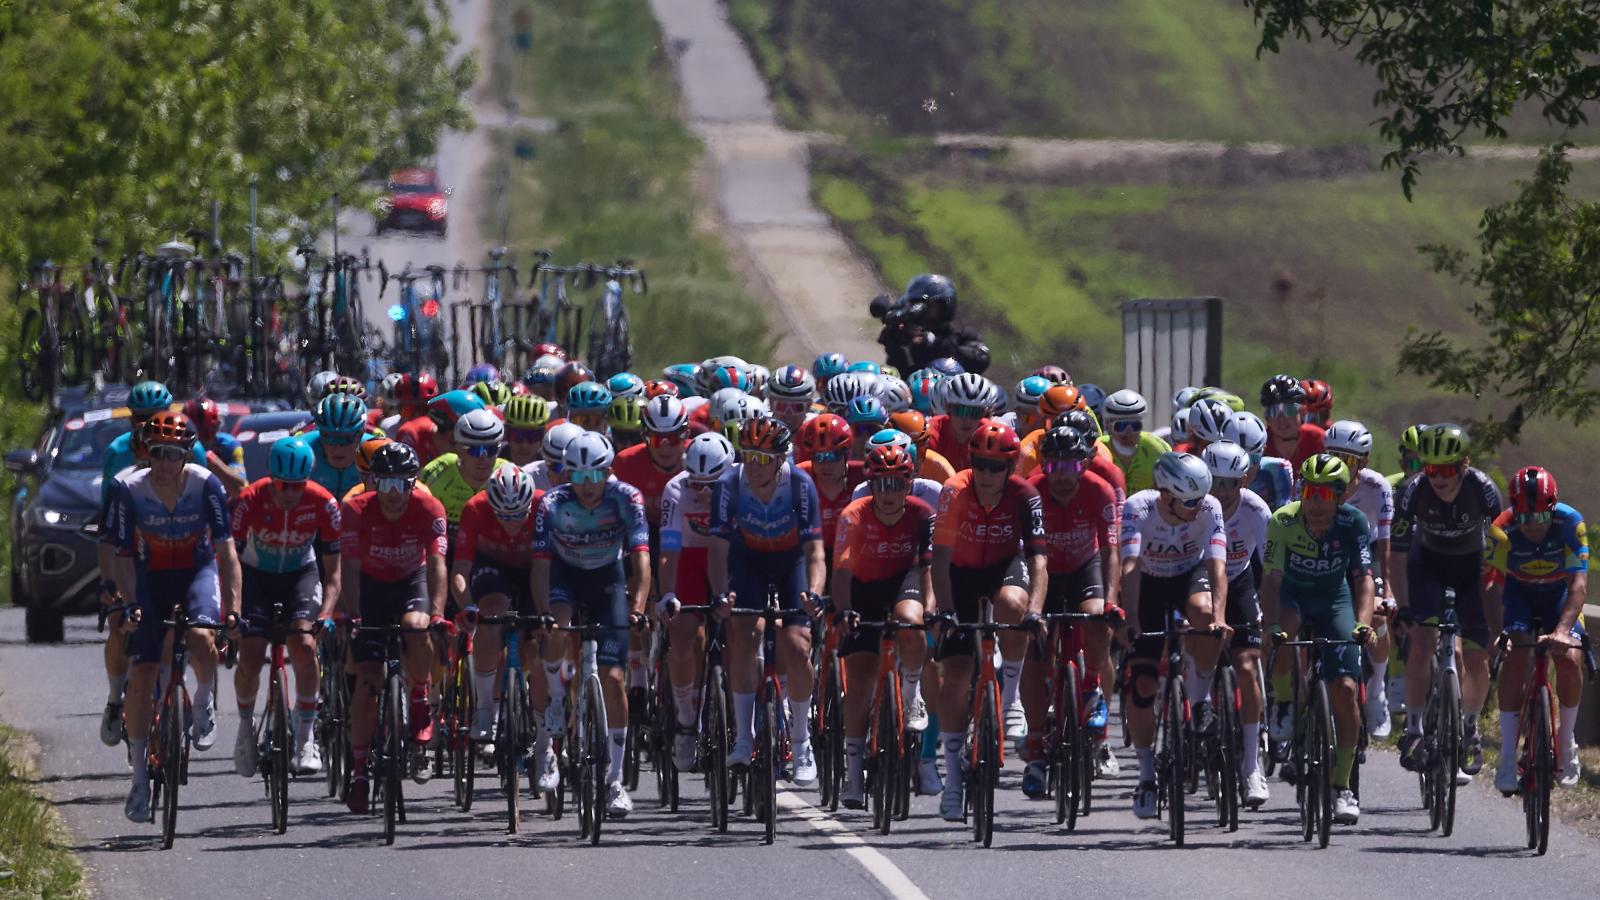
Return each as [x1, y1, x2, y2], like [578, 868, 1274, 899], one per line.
[1102, 389, 1148, 420]
[1188, 398, 1233, 444]
[767, 365, 816, 401]
[684, 432, 735, 480]
[562, 431, 615, 472]
[642, 395, 688, 433]
[870, 375, 913, 414]
[381, 371, 406, 403]
[823, 373, 864, 412]
[711, 389, 761, 428]
[1201, 441, 1252, 481]
[455, 407, 506, 447]
[306, 371, 339, 408]
[1153, 451, 1212, 501]
[698, 355, 749, 394]
[1171, 406, 1192, 441]
[746, 364, 770, 399]
[541, 421, 585, 464]
[942, 372, 995, 412]
[1324, 419, 1373, 457]
[1222, 411, 1269, 455]
[486, 464, 537, 518]
[1173, 386, 1201, 411]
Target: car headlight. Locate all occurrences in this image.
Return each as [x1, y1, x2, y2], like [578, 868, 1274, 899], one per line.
[35, 507, 82, 528]
[427, 198, 447, 219]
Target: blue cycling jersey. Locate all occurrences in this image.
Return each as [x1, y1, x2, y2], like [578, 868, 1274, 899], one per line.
[531, 482, 650, 570]
[104, 464, 231, 571]
[303, 432, 364, 498]
[1487, 502, 1589, 589]
[205, 432, 247, 480]
[708, 463, 821, 554]
[100, 432, 207, 503]
[1248, 455, 1295, 512]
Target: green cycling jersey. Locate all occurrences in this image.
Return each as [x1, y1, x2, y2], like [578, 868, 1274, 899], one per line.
[418, 452, 505, 525]
[1099, 431, 1170, 494]
[1264, 500, 1373, 601]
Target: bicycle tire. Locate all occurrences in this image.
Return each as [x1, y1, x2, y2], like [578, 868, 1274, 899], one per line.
[654, 670, 677, 809]
[1214, 665, 1239, 831]
[819, 654, 844, 811]
[1311, 680, 1333, 848]
[583, 677, 607, 845]
[1420, 689, 1437, 820]
[874, 669, 901, 835]
[896, 728, 916, 821]
[503, 677, 526, 833]
[270, 666, 290, 834]
[383, 674, 405, 845]
[975, 682, 1000, 847]
[160, 689, 184, 848]
[1529, 685, 1552, 855]
[1257, 663, 1276, 779]
[758, 688, 778, 845]
[17, 308, 43, 403]
[1161, 677, 1186, 846]
[1439, 669, 1460, 837]
[706, 666, 730, 833]
[1052, 662, 1080, 829]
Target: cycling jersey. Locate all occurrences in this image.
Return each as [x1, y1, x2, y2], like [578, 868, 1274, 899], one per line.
[1100, 431, 1171, 494]
[926, 415, 985, 473]
[1345, 467, 1393, 542]
[1263, 501, 1372, 598]
[1394, 466, 1502, 555]
[394, 416, 442, 467]
[1486, 504, 1589, 588]
[522, 459, 558, 492]
[661, 472, 718, 552]
[833, 496, 934, 582]
[305, 433, 365, 499]
[104, 464, 231, 570]
[1267, 423, 1325, 469]
[339, 490, 449, 582]
[1220, 488, 1272, 581]
[419, 453, 501, 525]
[456, 491, 540, 569]
[611, 443, 680, 527]
[230, 478, 341, 573]
[1119, 489, 1227, 578]
[1248, 455, 1295, 512]
[1025, 469, 1118, 574]
[850, 477, 943, 512]
[203, 432, 247, 481]
[1386, 472, 1415, 551]
[919, 447, 956, 485]
[707, 463, 822, 554]
[531, 481, 650, 570]
[796, 459, 866, 551]
[100, 432, 206, 503]
[932, 469, 1046, 569]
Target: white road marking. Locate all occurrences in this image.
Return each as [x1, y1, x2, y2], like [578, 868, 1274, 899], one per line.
[776, 791, 931, 900]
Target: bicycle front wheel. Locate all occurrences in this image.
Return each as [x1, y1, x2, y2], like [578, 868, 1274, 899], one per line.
[1438, 670, 1461, 837]
[502, 676, 527, 833]
[270, 666, 291, 834]
[159, 690, 184, 848]
[1310, 680, 1333, 849]
[1160, 678, 1186, 846]
[819, 654, 844, 811]
[383, 675, 405, 845]
[582, 677, 607, 845]
[654, 670, 678, 810]
[758, 691, 778, 845]
[1528, 685, 1553, 855]
[705, 666, 730, 833]
[874, 671, 901, 835]
[1052, 662, 1081, 829]
[1214, 665, 1239, 832]
[974, 682, 1000, 848]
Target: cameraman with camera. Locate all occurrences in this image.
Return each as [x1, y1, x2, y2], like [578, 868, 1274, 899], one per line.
[871, 274, 990, 376]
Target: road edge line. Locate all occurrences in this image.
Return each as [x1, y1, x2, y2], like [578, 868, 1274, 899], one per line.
[776, 791, 931, 900]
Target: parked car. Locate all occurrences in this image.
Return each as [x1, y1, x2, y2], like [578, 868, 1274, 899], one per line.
[374, 167, 449, 237]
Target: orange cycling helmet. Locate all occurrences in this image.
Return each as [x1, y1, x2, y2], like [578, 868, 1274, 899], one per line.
[864, 443, 915, 478]
[888, 409, 929, 443]
[1038, 384, 1084, 420]
[968, 421, 1020, 461]
[799, 413, 853, 455]
[738, 416, 792, 454]
[143, 411, 197, 448]
[1300, 378, 1333, 414]
[357, 436, 393, 474]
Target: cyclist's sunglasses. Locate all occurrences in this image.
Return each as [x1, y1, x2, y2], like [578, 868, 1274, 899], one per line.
[271, 478, 307, 491]
[1516, 510, 1554, 526]
[871, 476, 910, 495]
[771, 399, 811, 416]
[1331, 451, 1365, 470]
[570, 468, 608, 485]
[462, 443, 503, 459]
[1263, 402, 1298, 419]
[148, 444, 188, 462]
[1110, 419, 1141, 434]
[689, 478, 718, 493]
[508, 427, 545, 443]
[321, 433, 359, 447]
[1211, 476, 1243, 491]
[646, 430, 686, 447]
[809, 450, 846, 464]
[971, 457, 1010, 474]
[1424, 463, 1462, 479]
[1041, 459, 1086, 475]
[1300, 483, 1339, 503]
[1170, 494, 1204, 509]
[742, 449, 782, 466]
[949, 403, 987, 420]
[376, 476, 415, 494]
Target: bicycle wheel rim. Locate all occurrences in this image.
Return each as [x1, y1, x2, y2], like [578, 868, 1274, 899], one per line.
[1314, 681, 1333, 848]
[272, 669, 290, 834]
[161, 690, 183, 848]
[1532, 686, 1552, 855]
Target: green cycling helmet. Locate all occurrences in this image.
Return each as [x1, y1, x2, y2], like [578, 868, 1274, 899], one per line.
[470, 379, 512, 408]
[504, 395, 551, 428]
[610, 396, 645, 432]
[1299, 453, 1352, 491]
[1398, 424, 1427, 455]
[1415, 423, 1468, 466]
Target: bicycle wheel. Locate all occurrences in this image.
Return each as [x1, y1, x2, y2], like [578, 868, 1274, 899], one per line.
[583, 678, 607, 845]
[159, 689, 184, 848]
[1160, 677, 1186, 846]
[383, 674, 405, 845]
[818, 654, 844, 811]
[270, 667, 291, 835]
[1214, 665, 1239, 831]
[896, 728, 916, 821]
[758, 689, 778, 845]
[1438, 669, 1460, 837]
[975, 683, 1000, 848]
[1528, 685, 1553, 855]
[1052, 662, 1081, 828]
[1420, 689, 1438, 820]
[1310, 680, 1333, 849]
[705, 666, 730, 833]
[654, 673, 678, 810]
[502, 676, 526, 833]
[1257, 663, 1276, 779]
[874, 670, 901, 835]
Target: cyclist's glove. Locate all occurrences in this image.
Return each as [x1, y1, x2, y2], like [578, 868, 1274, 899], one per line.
[1020, 611, 1046, 639]
[840, 609, 862, 632]
[629, 611, 650, 631]
[1352, 623, 1375, 645]
[430, 614, 457, 637]
[656, 592, 681, 620]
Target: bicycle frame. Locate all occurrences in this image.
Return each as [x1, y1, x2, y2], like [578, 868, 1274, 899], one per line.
[727, 598, 802, 845]
[853, 616, 925, 833]
[149, 604, 228, 849]
[1274, 632, 1363, 848]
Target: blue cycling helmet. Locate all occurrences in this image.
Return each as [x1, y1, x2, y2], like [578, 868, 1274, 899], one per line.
[129, 381, 173, 416]
[1078, 383, 1107, 420]
[1013, 375, 1052, 412]
[812, 352, 849, 382]
[567, 381, 613, 412]
[662, 363, 701, 398]
[927, 357, 964, 378]
[706, 364, 749, 394]
[268, 437, 316, 482]
[846, 395, 889, 428]
[607, 372, 646, 399]
[847, 360, 881, 376]
[464, 363, 499, 386]
[316, 393, 368, 435]
[867, 427, 918, 464]
[907, 369, 943, 414]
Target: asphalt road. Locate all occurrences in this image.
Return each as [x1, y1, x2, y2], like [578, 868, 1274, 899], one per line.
[2, 608, 1595, 899]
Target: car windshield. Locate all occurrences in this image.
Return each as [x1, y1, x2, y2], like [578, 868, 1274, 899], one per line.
[389, 181, 438, 194]
[55, 415, 132, 470]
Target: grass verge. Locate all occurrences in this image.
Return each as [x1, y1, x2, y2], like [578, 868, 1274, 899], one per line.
[0, 271, 53, 606]
[492, 0, 774, 372]
[0, 723, 84, 898]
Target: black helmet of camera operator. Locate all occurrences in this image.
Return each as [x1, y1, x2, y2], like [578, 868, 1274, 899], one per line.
[901, 274, 957, 325]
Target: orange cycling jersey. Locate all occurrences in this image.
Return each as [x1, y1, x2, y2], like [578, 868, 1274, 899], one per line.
[933, 469, 1047, 569]
[919, 447, 956, 485]
[834, 496, 934, 583]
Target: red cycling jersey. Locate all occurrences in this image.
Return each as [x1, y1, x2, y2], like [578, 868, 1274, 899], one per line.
[455, 490, 542, 569]
[340, 489, 449, 582]
[1267, 423, 1326, 470]
[833, 496, 934, 583]
[797, 459, 866, 551]
[394, 417, 443, 468]
[926, 414, 987, 473]
[933, 469, 1047, 569]
[611, 443, 680, 527]
[231, 477, 341, 573]
[1087, 447, 1127, 507]
[1027, 469, 1119, 573]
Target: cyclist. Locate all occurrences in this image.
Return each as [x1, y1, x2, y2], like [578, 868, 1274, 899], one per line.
[419, 408, 508, 534]
[1098, 389, 1171, 494]
[376, 372, 406, 433]
[386, 372, 440, 442]
[610, 394, 646, 450]
[523, 421, 585, 492]
[531, 432, 652, 817]
[455, 464, 541, 741]
[1118, 452, 1227, 819]
[397, 388, 484, 468]
[767, 364, 818, 433]
[889, 409, 956, 484]
[705, 417, 826, 786]
[930, 422, 1047, 821]
[1004, 376, 1053, 437]
[1383, 424, 1426, 714]
[555, 360, 596, 408]
[502, 394, 551, 466]
[1261, 454, 1376, 825]
[1325, 419, 1397, 738]
[1055, 408, 1127, 509]
[1260, 374, 1324, 468]
[796, 414, 865, 568]
[833, 443, 935, 809]
[1487, 466, 1590, 791]
[304, 393, 372, 499]
[1183, 397, 1233, 457]
[613, 395, 690, 533]
[845, 395, 890, 459]
[1223, 411, 1295, 512]
[1019, 425, 1121, 795]
[339, 441, 449, 813]
[104, 412, 241, 823]
[1394, 424, 1503, 781]
[1016, 383, 1086, 474]
[566, 381, 614, 434]
[926, 373, 1001, 473]
[183, 397, 248, 496]
[907, 369, 943, 416]
[470, 378, 513, 412]
[1202, 440, 1273, 806]
[228, 437, 342, 778]
[813, 352, 850, 392]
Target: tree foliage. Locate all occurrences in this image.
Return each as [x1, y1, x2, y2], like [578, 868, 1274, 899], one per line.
[0, 0, 474, 267]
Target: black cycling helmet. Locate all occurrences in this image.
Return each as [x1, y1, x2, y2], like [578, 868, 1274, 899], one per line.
[1040, 425, 1095, 461]
[900, 273, 957, 324]
[369, 441, 421, 478]
[1052, 407, 1101, 439]
[1260, 374, 1307, 407]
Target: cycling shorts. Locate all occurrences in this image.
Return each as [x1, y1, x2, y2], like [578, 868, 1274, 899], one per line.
[1284, 589, 1361, 683]
[548, 556, 630, 668]
[1130, 565, 1212, 661]
[240, 564, 321, 638]
[353, 570, 430, 663]
[728, 547, 808, 619]
[1406, 545, 1489, 649]
[1503, 580, 1586, 642]
[470, 561, 534, 616]
[130, 565, 221, 665]
[935, 556, 1031, 661]
[1225, 570, 1263, 651]
[841, 569, 922, 657]
[671, 547, 710, 607]
[1043, 557, 1104, 616]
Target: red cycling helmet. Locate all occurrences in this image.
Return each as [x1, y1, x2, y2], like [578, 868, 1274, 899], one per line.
[864, 443, 915, 478]
[182, 398, 221, 436]
[968, 421, 1021, 462]
[799, 413, 853, 455]
[534, 342, 568, 362]
[1509, 466, 1559, 517]
[1300, 378, 1333, 415]
[394, 373, 440, 406]
[644, 379, 679, 399]
[556, 361, 595, 398]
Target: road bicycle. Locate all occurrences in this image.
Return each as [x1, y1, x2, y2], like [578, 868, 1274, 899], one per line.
[675, 603, 736, 833]
[357, 621, 436, 846]
[240, 597, 318, 835]
[316, 619, 353, 802]
[392, 265, 451, 376]
[572, 262, 646, 380]
[148, 603, 229, 849]
[439, 607, 477, 810]
[725, 593, 803, 845]
[131, 240, 194, 385]
[16, 262, 87, 403]
[83, 244, 134, 385]
[815, 611, 846, 811]
[1136, 614, 1226, 848]
[1200, 623, 1255, 832]
[1042, 609, 1123, 830]
[550, 620, 627, 845]
[1273, 631, 1363, 848]
[846, 615, 925, 834]
[477, 612, 545, 834]
[1412, 588, 1463, 836]
[645, 614, 681, 811]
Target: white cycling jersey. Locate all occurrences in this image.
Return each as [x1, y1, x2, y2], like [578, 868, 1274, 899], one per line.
[851, 477, 943, 511]
[1345, 467, 1393, 542]
[1120, 489, 1227, 578]
[1221, 488, 1271, 581]
[660, 470, 717, 552]
[522, 459, 556, 492]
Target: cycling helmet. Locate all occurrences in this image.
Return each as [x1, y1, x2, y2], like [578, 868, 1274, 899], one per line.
[455, 408, 506, 447]
[268, 437, 316, 482]
[717, 395, 767, 443]
[739, 417, 792, 454]
[381, 372, 406, 403]
[705, 364, 749, 394]
[799, 413, 853, 456]
[606, 372, 645, 399]
[746, 365, 770, 398]
[1079, 383, 1107, 419]
[562, 431, 615, 472]
[1173, 386, 1201, 411]
[642, 395, 688, 433]
[464, 363, 499, 386]
[1259, 374, 1307, 407]
[1399, 424, 1427, 455]
[941, 372, 995, 413]
[1187, 398, 1233, 444]
[317, 393, 369, 436]
[1053, 408, 1102, 439]
[306, 371, 338, 408]
[846, 395, 889, 428]
[470, 379, 512, 408]
[1509, 466, 1559, 516]
[1032, 364, 1071, 385]
[847, 360, 881, 377]
[644, 379, 679, 399]
[907, 369, 943, 414]
[142, 411, 195, 449]
[1300, 379, 1333, 415]
[1416, 423, 1469, 465]
[1038, 384, 1084, 420]
[610, 396, 645, 432]
[888, 409, 929, 443]
[880, 364, 901, 379]
[326, 375, 368, 401]
[369, 441, 420, 478]
[1171, 406, 1192, 441]
[129, 381, 174, 416]
[507, 377, 530, 394]
[486, 464, 537, 518]
[1201, 440, 1251, 480]
[1102, 389, 1148, 420]
[566, 381, 613, 412]
[871, 375, 912, 414]
[182, 397, 221, 434]
[823, 372, 864, 412]
[1324, 420, 1372, 457]
[968, 422, 1021, 462]
[411, 373, 441, 402]
[1193, 387, 1244, 413]
[1153, 452, 1211, 501]
[812, 352, 849, 382]
[768, 365, 816, 401]
[522, 364, 558, 392]
[503, 395, 552, 428]
[1039, 425, 1094, 461]
[1014, 376, 1052, 413]
[1300, 453, 1351, 490]
[927, 357, 965, 378]
[900, 273, 958, 323]
[427, 389, 486, 431]
[710, 388, 756, 427]
[864, 443, 916, 479]
[555, 361, 596, 397]
[357, 436, 391, 473]
[684, 432, 735, 480]
[533, 342, 568, 362]
[850, 371, 880, 398]
[542, 422, 584, 464]
[866, 428, 917, 462]
[662, 363, 701, 398]
[1221, 411, 1269, 455]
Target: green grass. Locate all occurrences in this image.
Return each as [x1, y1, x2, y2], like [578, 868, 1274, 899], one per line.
[0, 724, 84, 898]
[495, 0, 773, 372]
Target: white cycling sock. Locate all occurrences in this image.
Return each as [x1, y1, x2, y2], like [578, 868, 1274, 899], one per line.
[1136, 746, 1156, 782]
[1559, 704, 1580, 750]
[790, 698, 812, 746]
[1405, 705, 1424, 735]
[474, 669, 498, 711]
[1240, 723, 1260, 775]
[733, 692, 756, 746]
[130, 738, 149, 783]
[193, 676, 214, 712]
[673, 686, 697, 729]
[608, 727, 627, 783]
[844, 737, 864, 780]
[237, 704, 255, 733]
[1500, 712, 1520, 759]
[940, 732, 964, 782]
[1366, 668, 1386, 703]
[545, 662, 565, 707]
[900, 664, 922, 708]
[1183, 656, 1214, 704]
[108, 672, 128, 704]
[1000, 658, 1024, 708]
